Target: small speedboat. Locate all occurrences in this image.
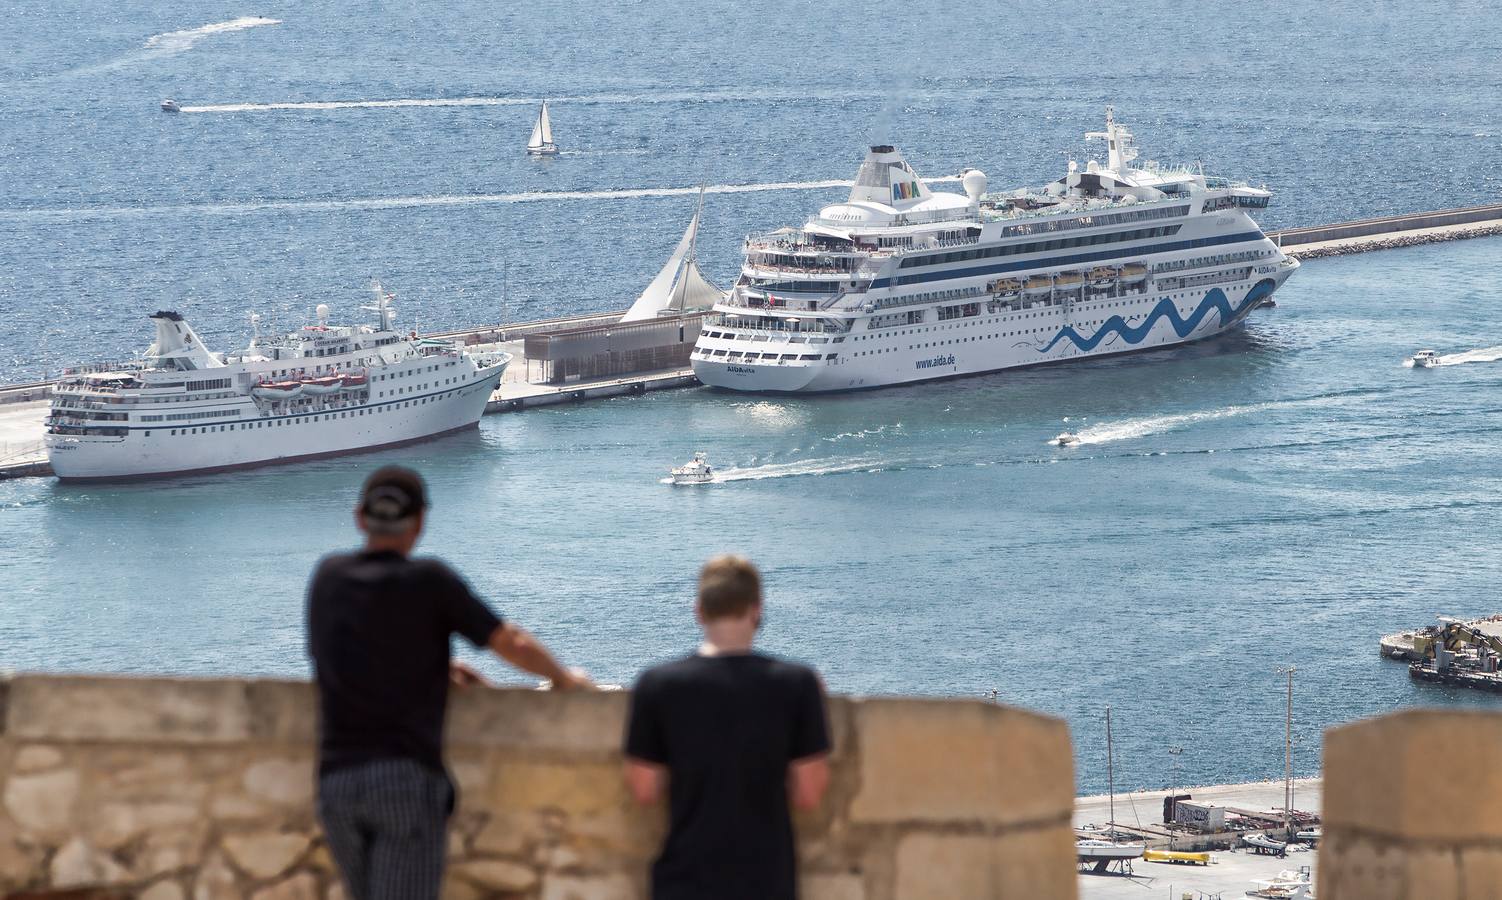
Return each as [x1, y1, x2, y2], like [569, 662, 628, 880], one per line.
[1409, 349, 1440, 368]
[161, 98, 181, 113]
[1054, 432, 1080, 447]
[669, 452, 713, 485]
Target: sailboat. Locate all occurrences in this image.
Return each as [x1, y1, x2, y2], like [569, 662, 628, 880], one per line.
[1077, 706, 1147, 873]
[526, 100, 558, 156]
[619, 188, 725, 321]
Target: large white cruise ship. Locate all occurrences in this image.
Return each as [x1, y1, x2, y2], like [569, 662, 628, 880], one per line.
[692, 110, 1299, 393]
[45, 286, 508, 481]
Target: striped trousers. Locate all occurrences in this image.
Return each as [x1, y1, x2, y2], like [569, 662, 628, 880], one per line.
[317, 758, 453, 900]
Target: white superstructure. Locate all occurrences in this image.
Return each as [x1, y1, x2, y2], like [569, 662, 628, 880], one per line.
[45, 285, 509, 481]
[692, 109, 1300, 393]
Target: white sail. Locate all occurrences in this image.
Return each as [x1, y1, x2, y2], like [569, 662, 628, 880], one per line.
[621, 195, 722, 321]
[539, 100, 553, 145]
[527, 108, 545, 150]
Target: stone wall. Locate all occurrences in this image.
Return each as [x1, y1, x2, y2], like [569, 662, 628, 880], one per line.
[1318, 708, 1502, 899]
[0, 675, 1078, 900]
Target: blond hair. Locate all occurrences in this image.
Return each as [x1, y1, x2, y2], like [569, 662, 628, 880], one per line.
[697, 555, 762, 620]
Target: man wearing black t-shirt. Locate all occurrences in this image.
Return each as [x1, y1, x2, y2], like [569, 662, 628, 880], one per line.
[308, 466, 589, 900]
[624, 555, 831, 900]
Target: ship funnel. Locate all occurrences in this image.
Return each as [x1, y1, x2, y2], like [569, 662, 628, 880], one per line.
[849, 145, 932, 208]
[146, 310, 224, 371]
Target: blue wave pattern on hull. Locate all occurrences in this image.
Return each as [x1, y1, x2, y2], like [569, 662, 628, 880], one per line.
[1039, 279, 1276, 354]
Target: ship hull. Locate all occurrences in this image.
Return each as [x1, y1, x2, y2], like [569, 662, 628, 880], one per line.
[695, 271, 1290, 394]
[48, 366, 503, 482]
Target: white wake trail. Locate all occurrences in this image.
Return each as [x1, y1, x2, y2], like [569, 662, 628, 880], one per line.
[0, 178, 956, 222]
[1064, 394, 1360, 446]
[1438, 346, 1502, 366]
[144, 17, 280, 55]
[178, 88, 882, 114]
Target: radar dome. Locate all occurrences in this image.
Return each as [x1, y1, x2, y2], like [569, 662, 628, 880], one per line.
[961, 169, 988, 204]
[315, 303, 330, 325]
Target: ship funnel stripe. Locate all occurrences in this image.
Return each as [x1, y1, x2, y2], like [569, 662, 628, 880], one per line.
[1039, 280, 1275, 354]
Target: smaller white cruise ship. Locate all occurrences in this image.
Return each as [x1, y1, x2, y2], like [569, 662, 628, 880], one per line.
[45, 285, 508, 481]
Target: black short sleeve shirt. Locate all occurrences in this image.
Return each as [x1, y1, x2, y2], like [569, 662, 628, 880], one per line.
[625, 652, 831, 900]
[307, 550, 502, 776]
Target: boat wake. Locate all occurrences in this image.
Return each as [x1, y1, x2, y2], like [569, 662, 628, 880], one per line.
[1063, 393, 1369, 446]
[659, 456, 882, 484]
[144, 17, 280, 56]
[176, 87, 903, 115]
[1436, 346, 1502, 367]
[0, 178, 951, 222]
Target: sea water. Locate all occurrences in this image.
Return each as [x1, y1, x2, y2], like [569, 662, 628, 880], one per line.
[1, 0, 1500, 792]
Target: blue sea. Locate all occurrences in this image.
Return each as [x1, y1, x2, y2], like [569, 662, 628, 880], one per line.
[1, 0, 1501, 792]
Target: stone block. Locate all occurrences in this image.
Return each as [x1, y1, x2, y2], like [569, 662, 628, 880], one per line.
[453, 858, 538, 892]
[1317, 834, 1403, 900]
[250, 871, 320, 900]
[6, 675, 253, 744]
[50, 836, 129, 888]
[243, 758, 315, 807]
[1460, 846, 1502, 900]
[991, 825, 1076, 899]
[141, 881, 188, 900]
[848, 699, 1074, 827]
[894, 834, 993, 900]
[539, 871, 640, 900]
[133, 826, 212, 882]
[490, 761, 629, 817]
[244, 680, 318, 744]
[1323, 709, 1502, 843]
[802, 872, 866, 900]
[91, 800, 201, 849]
[13, 745, 64, 773]
[193, 852, 241, 900]
[448, 690, 627, 755]
[222, 831, 312, 880]
[3, 767, 79, 834]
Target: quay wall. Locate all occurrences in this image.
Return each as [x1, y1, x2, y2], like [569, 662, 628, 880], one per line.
[1271, 202, 1502, 246]
[0, 674, 1078, 900]
[1319, 708, 1502, 899]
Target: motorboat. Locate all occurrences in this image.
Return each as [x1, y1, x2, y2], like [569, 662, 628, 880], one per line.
[526, 100, 559, 156]
[988, 277, 1022, 298]
[1242, 832, 1288, 857]
[1075, 839, 1146, 861]
[1053, 271, 1085, 292]
[669, 452, 713, 485]
[160, 98, 181, 113]
[1247, 869, 1314, 899]
[1054, 432, 1080, 447]
[1409, 349, 1440, 368]
[1089, 265, 1119, 288]
[1294, 829, 1320, 845]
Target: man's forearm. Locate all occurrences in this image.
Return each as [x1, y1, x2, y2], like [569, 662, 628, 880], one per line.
[490, 625, 575, 686]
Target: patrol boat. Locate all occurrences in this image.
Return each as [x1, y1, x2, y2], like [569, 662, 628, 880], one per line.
[692, 109, 1299, 393]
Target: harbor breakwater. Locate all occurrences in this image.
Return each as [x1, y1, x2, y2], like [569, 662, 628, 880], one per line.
[0, 674, 1497, 899]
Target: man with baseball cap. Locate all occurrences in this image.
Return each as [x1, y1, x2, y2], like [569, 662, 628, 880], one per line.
[308, 465, 588, 899]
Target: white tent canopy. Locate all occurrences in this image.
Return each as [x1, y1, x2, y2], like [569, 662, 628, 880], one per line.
[620, 191, 724, 321]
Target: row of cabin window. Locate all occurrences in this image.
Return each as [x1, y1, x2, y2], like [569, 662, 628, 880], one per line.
[898, 224, 1183, 269]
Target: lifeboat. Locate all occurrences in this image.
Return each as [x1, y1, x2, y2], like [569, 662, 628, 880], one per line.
[300, 375, 344, 395]
[1120, 263, 1149, 283]
[340, 373, 369, 388]
[251, 380, 304, 400]
[988, 277, 1022, 298]
[1023, 275, 1053, 296]
[1053, 271, 1085, 291]
[1089, 266, 1119, 288]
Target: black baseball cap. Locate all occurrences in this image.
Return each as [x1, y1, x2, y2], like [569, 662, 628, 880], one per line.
[359, 466, 428, 533]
